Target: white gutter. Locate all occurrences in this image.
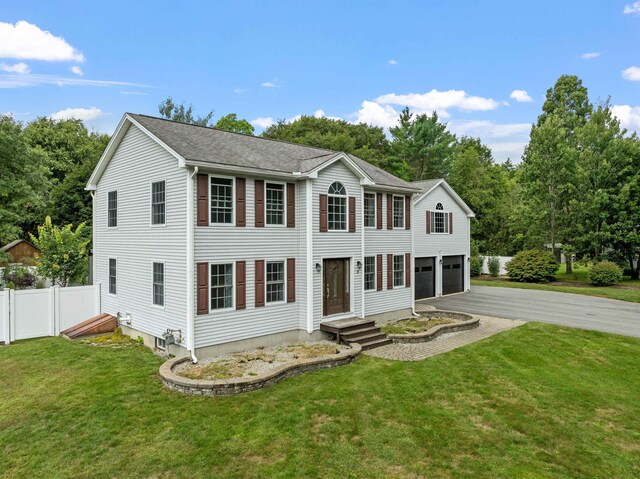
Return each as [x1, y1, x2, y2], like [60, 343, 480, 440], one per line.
[306, 178, 314, 333]
[186, 166, 198, 363]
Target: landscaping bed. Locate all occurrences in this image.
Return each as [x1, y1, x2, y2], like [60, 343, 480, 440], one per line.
[161, 341, 360, 395]
[382, 311, 478, 343]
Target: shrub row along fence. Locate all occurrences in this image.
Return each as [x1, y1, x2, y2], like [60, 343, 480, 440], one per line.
[0, 284, 100, 345]
[480, 256, 512, 276]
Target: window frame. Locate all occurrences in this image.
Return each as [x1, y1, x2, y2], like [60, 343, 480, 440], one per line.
[265, 259, 286, 304]
[430, 202, 450, 234]
[392, 195, 405, 229]
[393, 254, 405, 287]
[265, 181, 286, 227]
[327, 181, 348, 232]
[152, 261, 165, 308]
[108, 258, 117, 296]
[209, 261, 235, 312]
[363, 193, 376, 228]
[150, 179, 167, 227]
[364, 256, 376, 291]
[209, 175, 236, 226]
[107, 190, 118, 228]
[155, 337, 166, 351]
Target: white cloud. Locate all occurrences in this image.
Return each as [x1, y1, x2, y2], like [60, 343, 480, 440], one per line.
[233, 88, 248, 94]
[355, 100, 402, 128]
[250, 116, 275, 128]
[49, 107, 104, 121]
[120, 91, 147, 95]
[623, 2, 640, 14]
[486, 142, 528, 163]
[388, 59, 398, 65]
[261, 81, 278, 88]
[622, 66, 640, 81]
[0, 20, 84, 62]
[0, 62, 30, 74]
[0, 73, 148, 89]
[448, 120, 531, 139]
[581, 52, 601, 59]
[313, 109, 325, 118]
[611, 105, 640, 132]
[70, 66, 83, 76]
[509, 89, 533, 103]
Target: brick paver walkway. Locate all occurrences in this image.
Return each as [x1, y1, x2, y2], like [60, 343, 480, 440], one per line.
[364, 315, 525, 361]
[414, 302, 436, 313]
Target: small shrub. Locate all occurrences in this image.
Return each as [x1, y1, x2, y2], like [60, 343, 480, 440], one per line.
[487, 257, 501, 277]
[589, 262, 623, 287]
[2, 265, 37, 289]
[470, 255, 484, 277]
[506, 249, 558, 283]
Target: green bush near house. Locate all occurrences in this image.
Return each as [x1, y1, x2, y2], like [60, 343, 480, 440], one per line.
[487, 256, 501, 277]
[506, 249, 558, 283]
[589, 261, 623, 286]
[470, 255, 484, 277]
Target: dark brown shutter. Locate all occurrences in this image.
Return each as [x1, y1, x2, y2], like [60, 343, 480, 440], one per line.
[387, 194, 393, 230]
[376, 193, 383, 229]
[287, 258, 295, 303]
[348, 196, 356, 233]
[405, 253, 411, 287]
[236, 177, 246, 227]
[197, 262, 209, 314]
[405, 196, 411, 230]
[387, 254, 393, 289]
[449, 212, 453, 234]
[197, 174, 208, 226]
[319, 194, 328, 232]
[287, 183, 295, 228]
[426, 210, 431, 234]
[236, 261, 246, 309]
[376, 254, 383, 291]
[255, 259, 265, 307]
[255, 179, 264, 227]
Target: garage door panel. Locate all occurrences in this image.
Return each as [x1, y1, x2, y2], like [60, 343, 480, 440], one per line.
[415, 257, 435, 299]
[442, 255, 464, 295]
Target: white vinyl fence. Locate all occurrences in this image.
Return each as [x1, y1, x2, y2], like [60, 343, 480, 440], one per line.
[481, 256, 513, 276]
[0, 284, 100, 344]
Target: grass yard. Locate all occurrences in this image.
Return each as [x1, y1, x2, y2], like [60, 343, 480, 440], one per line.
[2, 324, 640, 478]
[473, 264, 640, 303]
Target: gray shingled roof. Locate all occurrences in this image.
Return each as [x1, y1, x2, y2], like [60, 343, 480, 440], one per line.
[129, 114, 416, 190]
[411, 179, 442, 193]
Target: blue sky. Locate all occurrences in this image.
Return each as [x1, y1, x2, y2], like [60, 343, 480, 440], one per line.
[1, 0, 639, 162]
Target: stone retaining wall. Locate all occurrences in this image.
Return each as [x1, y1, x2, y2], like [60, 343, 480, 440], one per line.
[388, 311, 479, 344]
[159, 344, 361, 396]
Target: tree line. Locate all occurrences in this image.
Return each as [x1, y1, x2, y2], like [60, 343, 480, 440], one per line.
[2, 79, 638, 279]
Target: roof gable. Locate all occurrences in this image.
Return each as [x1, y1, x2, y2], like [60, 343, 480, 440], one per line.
[413, 179, 475, 217]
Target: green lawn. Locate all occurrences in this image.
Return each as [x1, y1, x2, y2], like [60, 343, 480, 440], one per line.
[2, 325, 640, 478]
[473, 264, 640, 303]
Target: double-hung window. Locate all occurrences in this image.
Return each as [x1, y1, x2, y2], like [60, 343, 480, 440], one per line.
[328, 182, 347, 231]
[108, 258, 117, 295]
[364, 256, 375, 291]
[266, 261, 285, 303]
[151, 181, 166, 225]
[393, 196, 405, 228]
[107, 191, 117, 227]
[266, 183, 285, 225]
[210, 263, 233, 310]
[152, 262, 165, 306]
[393, 255, 404, 287]
[364, 193, 375, 227]
[210, 177, 233, 224]
[430, 203, 449, 234]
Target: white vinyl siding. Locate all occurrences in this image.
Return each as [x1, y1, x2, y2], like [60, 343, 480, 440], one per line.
[266, 183, 285, 225]
[151, 180, 166, 225]
[393, 255, 404, 287]
[364, 256, 375, 290]
[393, 195, 405, 228]
[210, 176, 234, 224]
[107, 191, 117, 227]
[364, 193, 375, 228]
[210, 263, 233, 310]
[108, 258, 117, 295]
[266, 261, 285, 303]
[94, 124, 187, 345]
[152, 262, 165, 306]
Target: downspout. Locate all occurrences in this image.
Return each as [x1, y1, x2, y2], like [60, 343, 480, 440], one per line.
[306, 178, 314, 333]
[90, 192, 95, 287]
[186, 166, 198, 363]
[361, 186, 365, 319]
[411, 193, 418, 316]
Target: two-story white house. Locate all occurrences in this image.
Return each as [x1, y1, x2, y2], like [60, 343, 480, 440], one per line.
[87, 113, 426, 360]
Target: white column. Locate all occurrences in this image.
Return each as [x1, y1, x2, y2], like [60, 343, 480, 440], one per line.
[306, 178, 314, 333]
[8, 288, 15, 343]
[94, 282, 101, 316]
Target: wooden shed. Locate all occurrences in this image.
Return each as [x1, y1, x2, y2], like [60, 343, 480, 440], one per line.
[0, 239, 40, 266]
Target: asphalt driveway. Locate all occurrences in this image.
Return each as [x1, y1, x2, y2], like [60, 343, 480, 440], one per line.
[424, 285, 640, 338]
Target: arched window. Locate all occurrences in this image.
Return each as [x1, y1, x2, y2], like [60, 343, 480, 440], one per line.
[328, 182, 347, 231]
[430, 202, 449, 233]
